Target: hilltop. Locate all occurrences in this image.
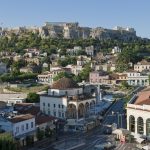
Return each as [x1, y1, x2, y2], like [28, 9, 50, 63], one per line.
[0, 22, 142, 41]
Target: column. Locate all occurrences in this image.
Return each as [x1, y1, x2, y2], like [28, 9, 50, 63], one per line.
[144, 119, 147, 136]
[127, 115, 129, 130]
[76, 107, 78, 121]
[135, 116, 138, 135]
[135, 80, 137, 86]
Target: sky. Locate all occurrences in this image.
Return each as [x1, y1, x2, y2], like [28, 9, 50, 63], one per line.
[0, 0, 150, 38]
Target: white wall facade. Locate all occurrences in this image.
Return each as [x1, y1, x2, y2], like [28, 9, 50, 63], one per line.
[40, 96, 67, 119]
[12, 117, 35, 137]
[48, 88, 83, 96]
[127, 72, 149, 86]
[127, 105, 150, 138]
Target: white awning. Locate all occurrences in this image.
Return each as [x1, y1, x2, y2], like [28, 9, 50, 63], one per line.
[136, 137, 145, 143]
[112, 129, 122, 135]
[142, 145, 149, 150]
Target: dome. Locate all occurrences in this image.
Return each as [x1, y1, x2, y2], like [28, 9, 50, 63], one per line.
[51, 77, 79, 89]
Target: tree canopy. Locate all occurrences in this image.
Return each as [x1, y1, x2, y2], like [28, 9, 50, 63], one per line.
[26, 92, 40, 103]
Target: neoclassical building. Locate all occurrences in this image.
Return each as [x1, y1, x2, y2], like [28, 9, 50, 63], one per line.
[40, 77, 96, 120]
[127, 90, 150, 139]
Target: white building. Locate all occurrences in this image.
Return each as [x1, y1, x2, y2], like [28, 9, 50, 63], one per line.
[85, 45, 95, 56]
[66, 46, 82, 55]
[112, 46, 121, 54]
[40, 77, 96, 120]
[0, 93, 27, 104]
[134, 60, 150, 72]
[0, 114, 36, 146]
[127, 90, 150, 139]
[126, 71, 149, 86]
[7, 97, 26, 106]
[38, 71, 53, 84]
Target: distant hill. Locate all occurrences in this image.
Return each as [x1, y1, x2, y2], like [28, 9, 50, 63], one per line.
[0, 22, 144, 42]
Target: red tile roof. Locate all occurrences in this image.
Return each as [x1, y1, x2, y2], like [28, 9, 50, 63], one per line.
[134, 91, 150, 105]
[9, 114, 34, 123]
[36, 115, 55, 125]
[15, 104, 40, 116]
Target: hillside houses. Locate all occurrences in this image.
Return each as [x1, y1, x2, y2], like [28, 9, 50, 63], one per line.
[134, 60, 150, 72]
[89, 70, 149, 86]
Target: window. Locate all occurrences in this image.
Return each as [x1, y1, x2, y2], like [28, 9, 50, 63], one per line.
[137, 117, 144, 134]
[62, 113, 64, 118]
[31, 122, 33, 128]
[53, 111, 56, 116]
[43, 102, 45, 106]
[16, 127, 19, 133]
[26, 123, 28, 130]
[21, 125, 24, 131]
[54, 104, 56, 108]
[129, 115, 135, 132]
[58, 104, 60, 108]
[62, 105, 64, 109]
[48, 110, 50, 115]
[48, 103, 50, 107]
[59, 112, 61, 117]
[146, 119, 150, 136]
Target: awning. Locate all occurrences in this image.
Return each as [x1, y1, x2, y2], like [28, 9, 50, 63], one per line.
[142, 145, 149, 150]
[112, 128, 130, 135]
[112, 129, 120, 135]
[136, 137, 145, 143]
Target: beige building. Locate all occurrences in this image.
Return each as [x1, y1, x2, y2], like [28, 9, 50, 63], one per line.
[134, 60, 150, 72]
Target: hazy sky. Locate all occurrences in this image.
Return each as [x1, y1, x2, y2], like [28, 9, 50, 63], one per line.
[0, 0, 150, 38]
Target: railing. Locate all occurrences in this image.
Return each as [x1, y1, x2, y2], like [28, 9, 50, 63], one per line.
[127, 104, 150, 111]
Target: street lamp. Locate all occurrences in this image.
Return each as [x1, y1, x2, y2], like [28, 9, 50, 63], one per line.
[54, 119, 58, 141]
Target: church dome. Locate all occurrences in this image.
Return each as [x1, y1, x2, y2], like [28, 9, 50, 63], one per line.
[51, 77, 79, 89]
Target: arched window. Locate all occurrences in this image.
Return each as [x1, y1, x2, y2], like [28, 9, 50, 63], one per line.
[137, 117, 144, 134]
[146, 119, 150, 136]
[129, 115, 135, 132]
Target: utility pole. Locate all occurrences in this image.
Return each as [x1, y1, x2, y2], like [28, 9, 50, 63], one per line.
[117, 112, 119, 128]
[120, 115, 122, 128]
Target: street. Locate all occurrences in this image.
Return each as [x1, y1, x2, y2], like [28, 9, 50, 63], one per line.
[103, 99, 126, 128]
[28, 99, 138, 150]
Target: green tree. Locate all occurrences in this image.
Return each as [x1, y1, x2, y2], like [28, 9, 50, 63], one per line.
[53, 72, 74, 81]
[57, 56, 76, 67]
[36, 128, 45, 141]
[26, 92, 40, 103]
[0, 133, 17, 150]
[121, 81, 130, 89]
[45, 126, 52, 138]
[79, 63, 92, 81]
